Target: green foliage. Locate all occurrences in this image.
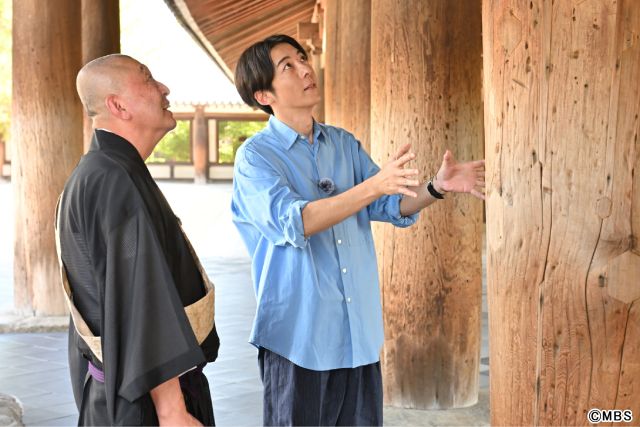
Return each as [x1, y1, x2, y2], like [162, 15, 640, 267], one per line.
[145, 119, 265, 165]
[218, 120, 266, 164]
[0, 0, 11, 147]
[147, 120, 191, 163]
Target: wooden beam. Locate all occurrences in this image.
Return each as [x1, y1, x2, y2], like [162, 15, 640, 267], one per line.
[12, 0, 83, 315]
[297, 22, 321, 53]
[371, 0, 484, 409]
[297, 22, 319, 39]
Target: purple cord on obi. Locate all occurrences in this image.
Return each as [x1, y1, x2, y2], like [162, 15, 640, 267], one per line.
[88, 361, 105, 383]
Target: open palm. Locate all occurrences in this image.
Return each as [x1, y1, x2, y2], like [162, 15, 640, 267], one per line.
[436, 150, 485, 200]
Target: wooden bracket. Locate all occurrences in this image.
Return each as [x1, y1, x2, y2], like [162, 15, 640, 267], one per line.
[297, 22, 322, 54]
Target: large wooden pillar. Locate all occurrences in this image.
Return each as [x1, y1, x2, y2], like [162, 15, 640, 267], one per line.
[483, 0, 640, 424]
[12, 0, 83, 315]
[323, 0, 371, 150]
[192, 106, 208, 184]
[81, 0, 120, 151]
[371, 0, 484, 409]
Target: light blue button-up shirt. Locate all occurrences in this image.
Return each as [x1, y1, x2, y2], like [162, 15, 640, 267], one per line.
[231, 115, 419, 371]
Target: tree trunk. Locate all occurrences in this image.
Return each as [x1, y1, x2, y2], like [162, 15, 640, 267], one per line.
[81, 0, 120, 151]
[323, 0, 371, 150]
[483, 0, 640, 424]
[193, 106, 208, 184]
[371, 0, 484, 409]
[12, 0, 83, 315]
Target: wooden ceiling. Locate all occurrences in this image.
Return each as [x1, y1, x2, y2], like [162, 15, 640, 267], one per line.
[166, 0, 316, 81]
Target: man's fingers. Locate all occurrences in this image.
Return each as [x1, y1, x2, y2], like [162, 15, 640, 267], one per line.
[442, 150, 454, 164]
[476, 179, 485, 187]
[394, 151, 416, 166]
[471, 159, 485, 168]
[470, 188, 485, 200]
[393, 143, 412, 160]
[394, 173, 420, 187]
[398, 187, 418, 198]
[402, 178, 421, 187]
[398, 168, 419, 177]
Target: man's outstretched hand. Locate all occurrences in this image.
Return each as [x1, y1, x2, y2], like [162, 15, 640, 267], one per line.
[434, 150, 485, 200]
[372, 143, 421, 198]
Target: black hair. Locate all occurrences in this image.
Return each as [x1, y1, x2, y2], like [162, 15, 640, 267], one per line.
[234, 34, 307, 115]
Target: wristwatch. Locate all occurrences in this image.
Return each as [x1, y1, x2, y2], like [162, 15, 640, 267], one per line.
[427, 179, 445, 199]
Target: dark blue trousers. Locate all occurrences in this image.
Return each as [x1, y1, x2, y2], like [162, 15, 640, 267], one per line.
[258, 348, 383, 426]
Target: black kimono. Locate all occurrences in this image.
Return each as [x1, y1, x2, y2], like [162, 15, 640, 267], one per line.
[58, 129, 219, 426]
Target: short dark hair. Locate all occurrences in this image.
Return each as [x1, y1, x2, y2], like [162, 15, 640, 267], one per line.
[234, 34, 307, 115]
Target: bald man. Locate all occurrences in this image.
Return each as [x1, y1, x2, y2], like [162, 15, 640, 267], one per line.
[57, 54, 219, 426]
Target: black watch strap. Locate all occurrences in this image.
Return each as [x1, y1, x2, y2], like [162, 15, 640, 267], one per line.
[427, 180, 445, 199]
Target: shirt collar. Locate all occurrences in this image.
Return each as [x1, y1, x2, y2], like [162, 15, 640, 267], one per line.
[268, 115, 325, 150]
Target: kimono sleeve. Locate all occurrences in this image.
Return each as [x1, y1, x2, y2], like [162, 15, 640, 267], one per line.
[100, 192, 205, 403]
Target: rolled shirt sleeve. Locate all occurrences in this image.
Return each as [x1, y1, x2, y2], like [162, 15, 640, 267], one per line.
[368, 193, 419, 227]
[233, 146, 310, 248]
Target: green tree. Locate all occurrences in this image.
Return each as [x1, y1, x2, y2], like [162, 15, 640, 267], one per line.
[0, 0, 11, 148]
[147, 120, 191, 163]
[218, 120, 266, 163]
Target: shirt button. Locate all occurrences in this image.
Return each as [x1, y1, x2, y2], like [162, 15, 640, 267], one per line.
[337, 239, 342, 245]
[342, 268, 347, 274]
[346, 297, 352, 303]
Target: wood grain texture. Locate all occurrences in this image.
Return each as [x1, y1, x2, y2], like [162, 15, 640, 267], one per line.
[482, 0, 640, 424]
[12, 0, 83, 315]
[371, 0, 484, 409]
[323, 0, 371, 150]
[81, 0, 120, 152]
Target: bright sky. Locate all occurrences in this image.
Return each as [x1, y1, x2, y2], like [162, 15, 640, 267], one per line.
[120, 0, 242, 105]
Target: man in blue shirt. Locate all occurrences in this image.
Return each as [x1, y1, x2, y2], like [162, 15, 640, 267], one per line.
[231, 35, 485, 426]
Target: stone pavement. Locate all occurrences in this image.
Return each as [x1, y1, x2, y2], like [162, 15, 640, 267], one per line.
[0, 181, 490, 426]
[0, 255, 261, 426]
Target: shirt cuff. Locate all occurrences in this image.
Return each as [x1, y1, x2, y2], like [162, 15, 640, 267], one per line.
[282, 199, 310, 248]
[387, 194, 419, 228]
